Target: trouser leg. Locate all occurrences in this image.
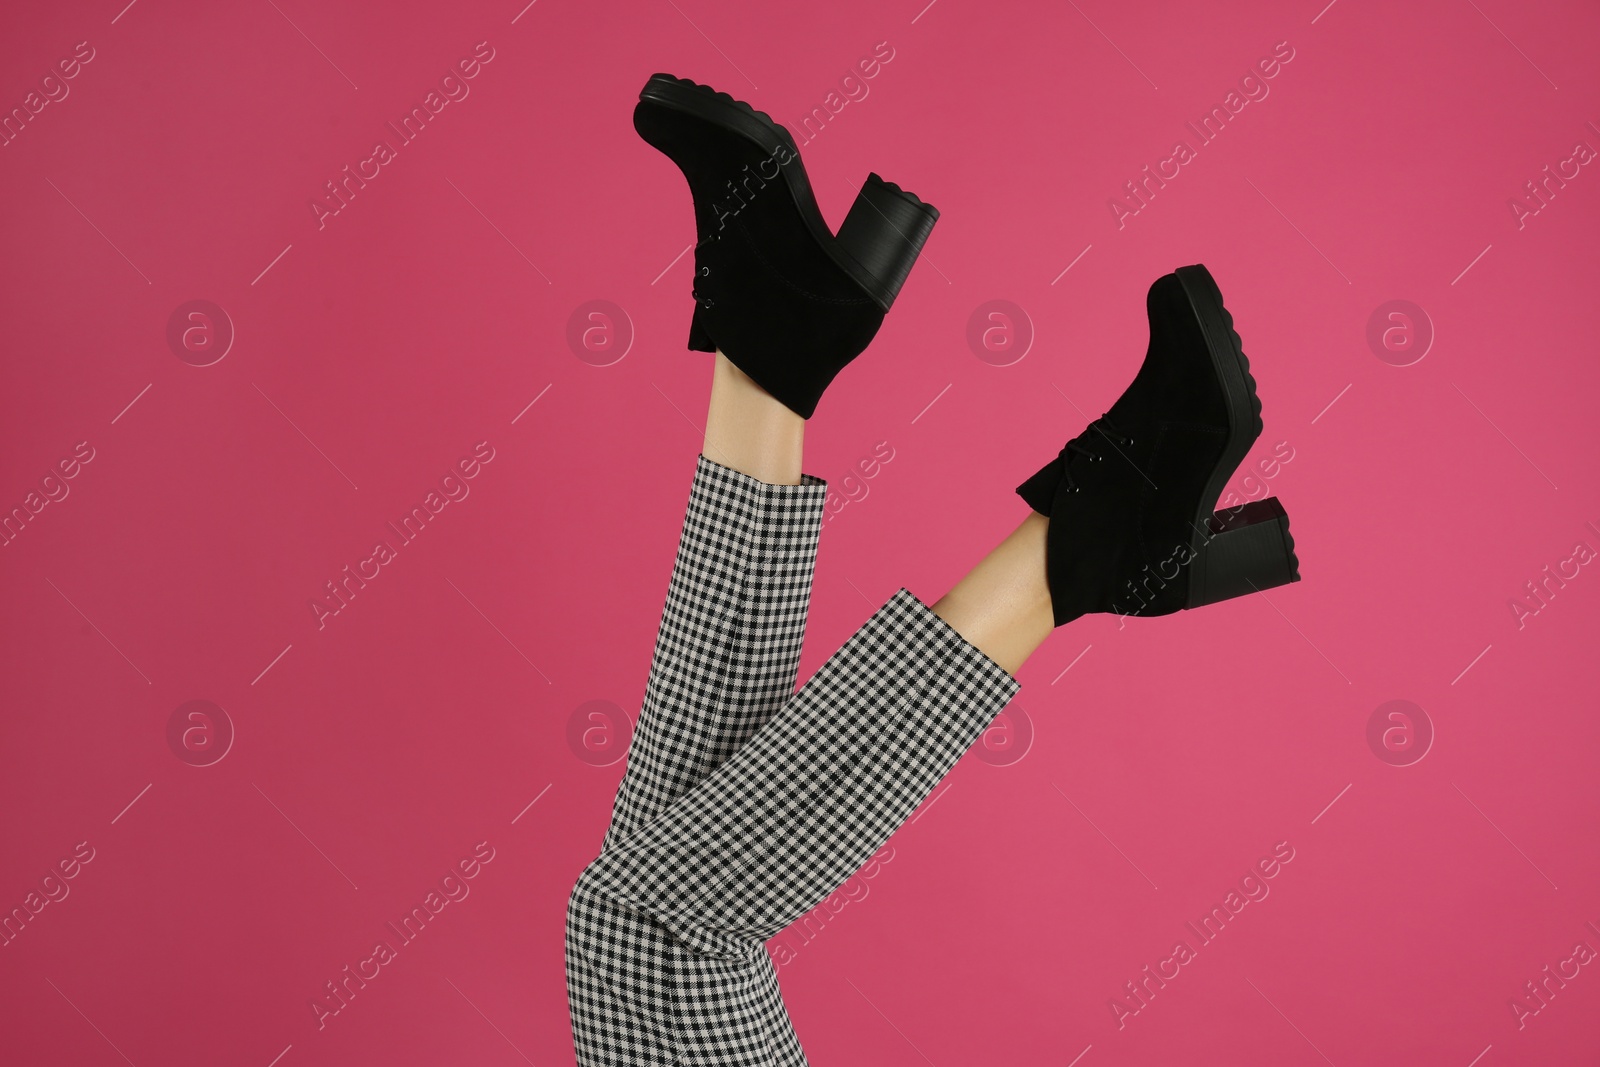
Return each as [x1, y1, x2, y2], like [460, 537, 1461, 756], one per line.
[568, 587, 1021, 1065]
[564, 453, 829, 1065]
[601, 454, 828, 853]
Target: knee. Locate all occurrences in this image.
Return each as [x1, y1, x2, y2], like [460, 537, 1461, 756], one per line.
[565, 857, 608, 939]
[566, 856, 749, 964]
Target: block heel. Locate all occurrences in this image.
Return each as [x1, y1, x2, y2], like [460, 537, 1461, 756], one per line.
[1186, 497, 1301, 609]
[834, 173, 939, 311]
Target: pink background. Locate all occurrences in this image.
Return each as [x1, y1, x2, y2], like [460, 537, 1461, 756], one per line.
[3, 0, 1598, 1064]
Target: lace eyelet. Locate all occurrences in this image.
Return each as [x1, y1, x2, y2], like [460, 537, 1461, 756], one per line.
[699, 266, 711, 277]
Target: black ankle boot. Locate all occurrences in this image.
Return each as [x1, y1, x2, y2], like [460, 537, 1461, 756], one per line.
[633, 73, 939, 419]
[1016, 264, 1301, 626]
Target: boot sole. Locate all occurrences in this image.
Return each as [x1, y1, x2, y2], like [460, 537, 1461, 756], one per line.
[1173, 264, 1301, 606]
[635, 73, 938, 311]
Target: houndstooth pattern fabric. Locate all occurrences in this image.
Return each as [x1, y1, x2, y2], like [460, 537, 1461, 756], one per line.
[566, 454, 1022, 1066]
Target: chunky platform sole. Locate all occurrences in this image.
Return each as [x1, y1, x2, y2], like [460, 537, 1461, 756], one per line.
[635, 73, 938, 311]
[1171, 264, 1300, 604]
[1186, 497, 1301, 608]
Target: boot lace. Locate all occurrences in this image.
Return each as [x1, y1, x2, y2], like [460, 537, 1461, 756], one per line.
[1058, 415, 1134, 493]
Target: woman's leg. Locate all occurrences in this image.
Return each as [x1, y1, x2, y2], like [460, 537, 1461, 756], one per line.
[587, 69, 962, 1064]
[569, 512, 1050, 1064]
[699, 352, 806, 486]
[929, 510, 1055, 677]
[598, 353, 824, 856]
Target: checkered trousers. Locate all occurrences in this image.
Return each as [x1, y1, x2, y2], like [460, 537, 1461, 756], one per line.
[565, 454, 1022, 1066]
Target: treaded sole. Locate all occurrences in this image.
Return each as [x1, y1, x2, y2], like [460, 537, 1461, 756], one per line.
[1281, 506, 1302, 583]
[1174, 264, 1263, 542]
[639, 76, 942, 216]
[638, 72, 794, 159]
[635, 73, 933, 310]
[1214, 295, 1264, 441]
